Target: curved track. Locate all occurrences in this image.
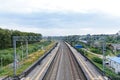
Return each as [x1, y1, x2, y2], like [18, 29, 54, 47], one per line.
[43, 42, 86, 80]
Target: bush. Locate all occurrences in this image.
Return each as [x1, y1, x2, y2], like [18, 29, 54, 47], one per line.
[78, 49, 85, 54]
[90, 48, 102, 54]
[92, 57, 102, 64]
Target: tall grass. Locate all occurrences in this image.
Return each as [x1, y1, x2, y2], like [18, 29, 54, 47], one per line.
[0, 41, 54, 76]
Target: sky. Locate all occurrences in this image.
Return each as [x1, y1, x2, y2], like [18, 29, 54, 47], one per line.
[0, 0, 120, 36]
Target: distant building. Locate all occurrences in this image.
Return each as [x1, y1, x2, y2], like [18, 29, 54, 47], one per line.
[108, 57, 120, 74]
[110, 44, 120, 51]
[79, 40, 87, 44]
[93, 41, 102, 48]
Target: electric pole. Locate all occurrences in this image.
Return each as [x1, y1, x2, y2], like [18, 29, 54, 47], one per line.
[102, 36, 106, 75]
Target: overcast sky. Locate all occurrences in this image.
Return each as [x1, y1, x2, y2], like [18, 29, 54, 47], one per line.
[0, 0, 120, 36]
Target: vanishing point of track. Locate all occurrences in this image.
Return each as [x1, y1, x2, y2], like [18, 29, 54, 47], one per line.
[43, 42, 86, 80]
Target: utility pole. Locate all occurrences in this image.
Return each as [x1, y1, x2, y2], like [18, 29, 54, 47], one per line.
[12, 36, 41, 77]
[13, 39, 17, 76]
[115, 46, 117, 55]
[26, 40, 28, 58]
[102, 37, 106, 76]
[21, 42, 24, 60]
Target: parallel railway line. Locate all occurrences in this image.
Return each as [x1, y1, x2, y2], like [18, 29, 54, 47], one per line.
[66, 42, 106, 80]
[43, 42, 86, 80]
[22, 42, 107, 80]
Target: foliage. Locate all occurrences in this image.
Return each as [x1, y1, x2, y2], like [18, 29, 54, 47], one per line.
[0, 28, 42, 49]
[90, 47, 102, 54]
[94, 62, 120, 79]
[106, 35, 120, 43]
[76, 48, 84, 54]
[64, 35, 80, 44]
[67, 35, 120, 79]
[0, 41, 51, 67]
[92, 57, 102, 64]
[0, 41, 54, 76]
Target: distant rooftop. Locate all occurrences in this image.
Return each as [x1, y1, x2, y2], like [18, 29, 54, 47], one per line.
[111, 44, 120, 50]
[109, 57, 120, 64]
[79, 40, 87, 44]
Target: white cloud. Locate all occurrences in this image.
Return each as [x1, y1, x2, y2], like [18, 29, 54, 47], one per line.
[0, 24, 93, 36]
[0, 0, 120, 16]
[0, 0, 119, 36]
[0, 25, 118, 36]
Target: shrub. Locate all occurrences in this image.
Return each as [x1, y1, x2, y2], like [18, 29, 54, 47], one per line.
[92, 57, 102, 64]
[78, 49, 85, 54]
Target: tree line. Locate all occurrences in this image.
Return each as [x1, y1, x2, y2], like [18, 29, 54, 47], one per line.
[0, 28, 42, 49]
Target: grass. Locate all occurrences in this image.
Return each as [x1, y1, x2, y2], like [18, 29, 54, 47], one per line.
[115, 51, 120, 56]
[81, 48, 120, 79]
[0, 41, 51, 66]
[72, 41, 120, 79]
[94, 62, 119, 77]
[84, 50, 96, 59]
[0, 41, 55, 77]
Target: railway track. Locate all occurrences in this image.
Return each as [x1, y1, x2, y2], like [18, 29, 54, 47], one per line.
[66, 42, 106, 80]
[23, 41, 106, 80]
[43, 42, 86, 80]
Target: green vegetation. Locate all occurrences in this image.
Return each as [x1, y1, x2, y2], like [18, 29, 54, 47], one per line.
[92, 57, 102, 64]
[0, 41, 51, 66]
[94, 62, 120, 79]
[106, 35, 120, 43]
[90, 47, 102, 54]
[0, 28, 42, 68]
[0, 40, 55, 77]
[68, 40, 120, 79]
[78, 48, 120, 79]
[0, 28, 42, 49]
[0, 28, 45, 77]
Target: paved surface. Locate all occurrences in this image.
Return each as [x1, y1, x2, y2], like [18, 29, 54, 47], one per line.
[22, 43, 60, 80]
[0, 77, 5, 80]
[66, 42, 107, 80]
[22, 42, 107, 80]
[43, 42, 86, 80]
